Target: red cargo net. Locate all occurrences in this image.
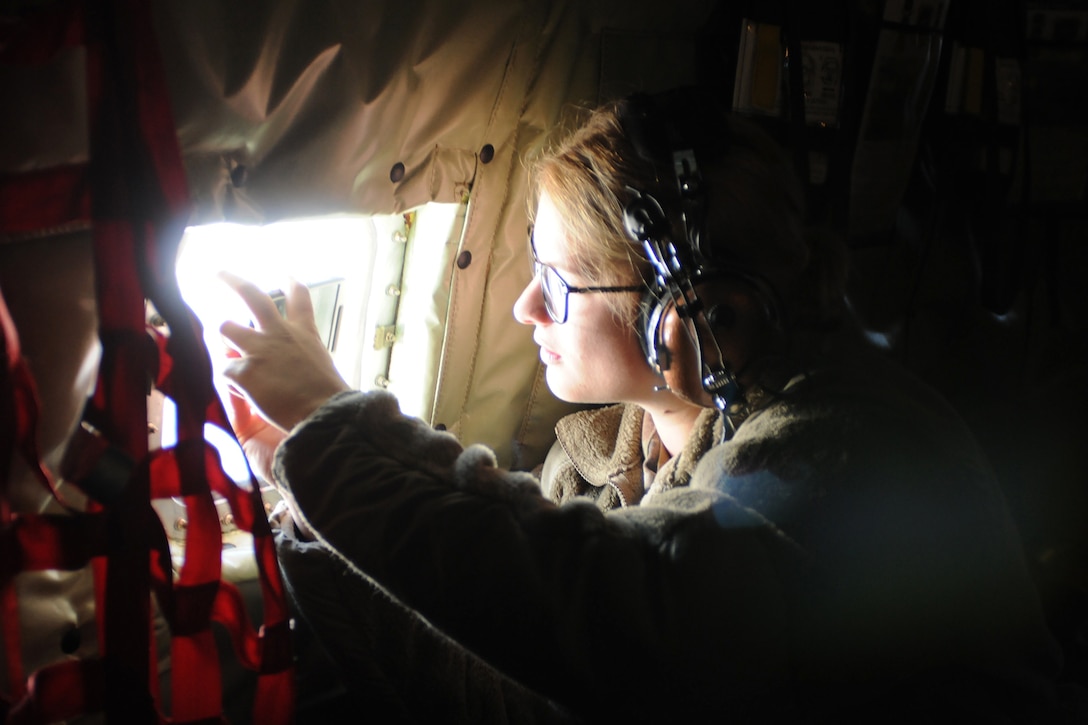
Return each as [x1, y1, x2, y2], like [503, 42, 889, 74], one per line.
[0, 1, 295, 722]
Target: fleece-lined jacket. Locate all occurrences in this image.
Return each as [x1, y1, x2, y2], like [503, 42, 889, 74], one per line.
[273, 355, 1069, 723]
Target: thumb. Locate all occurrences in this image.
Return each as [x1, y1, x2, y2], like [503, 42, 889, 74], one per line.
[226, 389, 273, 444]
[228, 388, 251, 424]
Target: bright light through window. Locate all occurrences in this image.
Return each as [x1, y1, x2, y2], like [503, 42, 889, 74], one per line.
[161, 216, 377, 482]
[174, 216, 375, 360]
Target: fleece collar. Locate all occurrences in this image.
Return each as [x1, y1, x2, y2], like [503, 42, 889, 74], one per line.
[554, 404, 645, 507]
[643, 406, 723, 504]
[554, 403, 724, 508]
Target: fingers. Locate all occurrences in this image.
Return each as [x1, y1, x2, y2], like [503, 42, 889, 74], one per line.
[227, 386, 252, 417]
[283, 277, 319, 334]
[216, 270, 345, 431]
[218, 271, 282, 331]
[219, 271, 318, 332]
[219, 319, 264, 353]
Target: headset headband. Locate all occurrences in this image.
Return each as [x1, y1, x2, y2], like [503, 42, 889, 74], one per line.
[620, 90, 740, 412]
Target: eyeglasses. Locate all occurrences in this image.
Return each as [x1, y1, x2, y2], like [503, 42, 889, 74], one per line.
[530, 235, 643, 324]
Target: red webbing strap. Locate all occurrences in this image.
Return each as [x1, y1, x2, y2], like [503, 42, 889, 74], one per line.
[1, 285, 113, 719]
[0, 289, 32, 707]
[0, 166, 91, 239]
[6, 660, 103, 725]
[82, 0, 162, 712]
[83, 0, 295, 720]
[0, 1, 295, 722]
[1, 290, 114, 724]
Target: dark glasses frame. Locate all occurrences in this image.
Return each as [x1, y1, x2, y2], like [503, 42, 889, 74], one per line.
[529, 233, 643, 324]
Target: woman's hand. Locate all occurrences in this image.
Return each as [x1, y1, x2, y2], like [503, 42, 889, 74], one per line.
[219, 271, 351, 433]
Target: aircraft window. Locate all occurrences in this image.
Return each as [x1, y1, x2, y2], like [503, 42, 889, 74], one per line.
[174, 216, 377, 388]
[159, 202, 464, 488]
[150, 205, 463, 577]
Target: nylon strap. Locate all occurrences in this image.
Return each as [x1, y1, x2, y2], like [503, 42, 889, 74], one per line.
[0, 1, 295, 721]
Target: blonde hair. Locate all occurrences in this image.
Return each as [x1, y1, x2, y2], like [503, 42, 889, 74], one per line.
[532, 103, 652, 289]
[530, 92, 847, 331]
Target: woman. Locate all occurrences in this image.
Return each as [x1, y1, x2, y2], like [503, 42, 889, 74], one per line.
[520, 92, 824, 513]
[220, 91, 1069, 722]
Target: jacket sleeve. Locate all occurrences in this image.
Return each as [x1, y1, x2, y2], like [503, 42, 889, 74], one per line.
[272, 390, 807, 721]
[274, 518, 578, 724]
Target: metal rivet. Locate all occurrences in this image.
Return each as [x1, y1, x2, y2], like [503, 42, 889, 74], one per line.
[221, 513, 234, 527]
[375, 375, 390, 388]
[392, 229, 408, 244]
[175, 518, 188, 531]
[456, 250, 472, 269]
[386, 285, 401, 296]
[390, 162, 405, 182]
[230, 164, 248, 188]
[480, 144, 495, 164]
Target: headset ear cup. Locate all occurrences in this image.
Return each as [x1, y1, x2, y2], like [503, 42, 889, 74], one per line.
[624, 193, 668, 244]
[638, 289, 670, 375]
[659, 302, 722, 408]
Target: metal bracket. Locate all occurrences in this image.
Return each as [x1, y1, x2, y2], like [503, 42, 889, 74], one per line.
[374, 324, 403, 350]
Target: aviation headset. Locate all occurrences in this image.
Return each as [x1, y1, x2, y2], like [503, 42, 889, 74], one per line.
[619, 89, 781, 413]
